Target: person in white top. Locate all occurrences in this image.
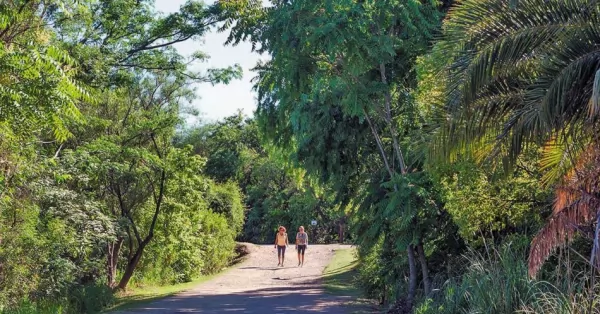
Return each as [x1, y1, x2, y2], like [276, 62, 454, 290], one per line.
[295, 226, 308, 267]
[274, 226, 289, 267]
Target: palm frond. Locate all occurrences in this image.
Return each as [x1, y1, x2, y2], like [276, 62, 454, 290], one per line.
[539, 135, 589, 185]
[529, 143, 600, 277]
[438, 0, 600, 171]
[590, 69, 600, 120]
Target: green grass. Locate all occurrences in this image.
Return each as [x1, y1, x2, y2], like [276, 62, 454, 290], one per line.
[322, 248, 379, 313]
[104, 272, 225, 313]
[323, 248, 362, 297]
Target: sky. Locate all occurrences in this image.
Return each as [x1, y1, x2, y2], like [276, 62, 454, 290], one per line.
[154, 0, 269, 124]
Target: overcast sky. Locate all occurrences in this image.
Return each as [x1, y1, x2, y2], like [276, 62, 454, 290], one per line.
[154, 0, 269, 124]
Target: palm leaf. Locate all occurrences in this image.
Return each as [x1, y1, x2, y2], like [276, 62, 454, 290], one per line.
[438, 0, 600, 172]
[529, 143, 600, 277]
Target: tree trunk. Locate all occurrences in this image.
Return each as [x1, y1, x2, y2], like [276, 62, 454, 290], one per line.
[379, 62, 407, 174]
[363, 108, 394, 177]
[116, 242, 147, 290]
[107, 238, 123, 288]
[338, 220, 345, 243]
[407, 244, 418, 308]
[417, 242, 431, 296]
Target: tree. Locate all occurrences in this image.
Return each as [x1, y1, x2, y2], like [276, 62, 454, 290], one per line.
[223, 0, 444, 305]
[0, 0, 91, 140]
[180, 112, 263, 183]
[40, 0, 245, 290]
[52, 0, 242, 87]
[435, 0, 600, 277]
[177, 113, 343, 244]
[431, 154, 550, 244]
[0, 1, 96, 307]
[0, 0, 250, 309]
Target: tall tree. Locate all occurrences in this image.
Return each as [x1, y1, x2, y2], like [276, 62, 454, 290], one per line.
[222, 0, 443, 305]
[42, 0, 243, 290]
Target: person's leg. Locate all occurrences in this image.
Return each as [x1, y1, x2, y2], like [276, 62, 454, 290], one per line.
[301, 245, 306, 265]
[281, 246, 286, 266]
[277, 246, 282, 266]
[297, 246, 301, 266]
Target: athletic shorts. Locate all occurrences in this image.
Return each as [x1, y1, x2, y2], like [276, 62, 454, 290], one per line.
[277, 245, 286, 256]
[297, 244, 306, 255]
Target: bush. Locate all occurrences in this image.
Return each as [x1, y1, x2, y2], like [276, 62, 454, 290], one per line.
[415, 238, 599, 314]
[356, 241, 387, 302]
[198, 210, 236, 274]
[206, 182, 245, 236]
[138, 204, 236, 285]
[1, 300, 65, 314]
[68, 283, 114, 313]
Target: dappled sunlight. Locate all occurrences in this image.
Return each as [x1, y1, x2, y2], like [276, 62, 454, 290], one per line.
[112, 245, 363, 313]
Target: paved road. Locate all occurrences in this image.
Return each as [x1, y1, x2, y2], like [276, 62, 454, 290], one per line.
[119, 244, 357, 313]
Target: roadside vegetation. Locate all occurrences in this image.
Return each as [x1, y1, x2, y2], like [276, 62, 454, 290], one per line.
[323, 248, 361, 298]
[322, 248, 378, 313]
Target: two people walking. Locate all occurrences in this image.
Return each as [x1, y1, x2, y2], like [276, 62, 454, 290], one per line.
[274, 225, 308, 267]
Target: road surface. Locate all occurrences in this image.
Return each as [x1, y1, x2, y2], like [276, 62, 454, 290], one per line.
[118, 244, 358, 313]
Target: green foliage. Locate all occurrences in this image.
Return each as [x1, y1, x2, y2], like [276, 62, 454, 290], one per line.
[432, 155, 551, 244]
[178, 113, 344, 245]
[0, 1, 91, 141]
[4, 0, 600, 312]
[415, 238, 599, 314]
[227, 0, 442, 183]
[218, 0, 600, 312]
[206, 181, 245, 236]
[356, 239, 390, 302]
[354, 172, 440, 251]
[0, 0, 247, 311]
[434, 0, 600, 168]
[67, 283, 114, 313]
[415, 241, 534, 314]
[191, 112, 262, 183]
[223, 0, 456, 306]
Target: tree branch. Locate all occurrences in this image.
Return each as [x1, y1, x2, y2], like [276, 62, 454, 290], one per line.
[379, 62, 407, 174]
[363, 107, 395, 180]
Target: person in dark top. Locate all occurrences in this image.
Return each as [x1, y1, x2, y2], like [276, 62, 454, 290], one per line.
[295, 226, 308, 267]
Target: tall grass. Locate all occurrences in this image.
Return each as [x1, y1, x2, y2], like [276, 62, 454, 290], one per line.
[416, 242, 600, 314]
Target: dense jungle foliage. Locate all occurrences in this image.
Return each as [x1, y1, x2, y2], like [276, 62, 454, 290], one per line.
[2, 0, 600, 313]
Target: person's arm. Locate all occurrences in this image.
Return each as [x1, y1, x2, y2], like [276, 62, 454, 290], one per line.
[274, 234, 277, 248]
[306, 232, 309, 247]
[286, 233, 289, 246]
[295, 233, 299, 246]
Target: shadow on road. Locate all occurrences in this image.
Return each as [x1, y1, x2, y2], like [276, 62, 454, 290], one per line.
[238, 266, 282, 271]
[122, 284, 355, 314]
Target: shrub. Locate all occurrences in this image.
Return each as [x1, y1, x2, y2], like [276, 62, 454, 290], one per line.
[415, 238, 599, 314]
[206, 182, 245, 236]
[68, 283, 114, 313]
